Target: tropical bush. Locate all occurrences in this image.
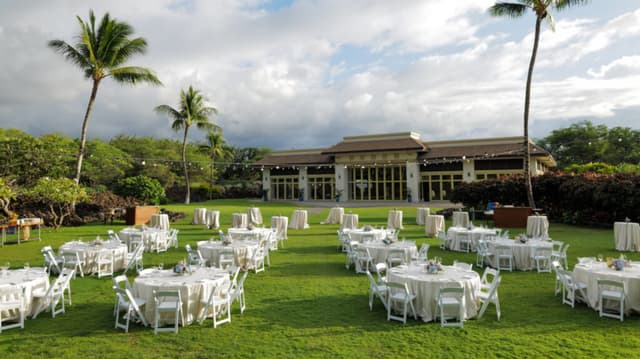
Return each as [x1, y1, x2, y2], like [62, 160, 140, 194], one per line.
[115, 175, 166, 205]
[23, 177, 88, 228]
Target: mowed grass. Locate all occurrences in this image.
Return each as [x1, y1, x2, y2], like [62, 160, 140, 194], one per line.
[1, 199, 640, 358]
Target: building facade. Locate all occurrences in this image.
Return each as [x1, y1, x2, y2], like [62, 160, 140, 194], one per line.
[255, 132, 556, 202]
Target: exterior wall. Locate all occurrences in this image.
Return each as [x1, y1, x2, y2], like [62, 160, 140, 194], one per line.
[334, 165, 348, 202]
[463, 160, 475, 183]
[262, 169, 271, 201]
[406, 162, 420, 203]
[299, 167, 308, 200]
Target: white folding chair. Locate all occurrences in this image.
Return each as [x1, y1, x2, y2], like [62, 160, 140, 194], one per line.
[386, 281, 417, 324]
[457, 232, 472, 253]
[153, 289, 185, 334]
[437, 286, 465, 327]
[250, 247, 265, 274]
[495, 245, 513, 272]
[218, 247, 235, 270]
[113, 286, 148, 332]
[354, 246, 373, 274]
[412, 244, 430, 263]
[60, 251, 85, 278]
[0, 285, 25, 332]
[32, 268, 75, 318]
[598, 279, 625, 322]
[167, 229, 179, 249]
[128, 232, 144, 253]
[453, 261, 473, 271]
[551, 260, 564, 296]
[344, 241, 358, 270]
[199, 283, 231, 328]
[477, 275, 502, 321]
[230, 271, 248, 314]
[366, 270, 388, 311]
[558, 267, 588, 308]
[386, 248, 406, 268]
[259, 239, 271, 268]
[374, 262, 388, 283]
[107, 230, 121, 243]
[531, 246, 552, 273]
[41, 246, 64, 275]
[125, 241, 145, 274]
[97, 249, 114, 278]
[480, 267, 500, 293]
[185, 244, 206, 268]
[476, 240, 494, 267]
[437, 230, 450, 250]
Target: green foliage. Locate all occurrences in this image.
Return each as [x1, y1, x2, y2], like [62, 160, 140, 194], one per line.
[82, 140, 133, 186]
[564, 162, 616, 174]
[220, 147, 270, 181]
[0, 177, 16, 216]
[115, 175, 165, 205]
[25, 177, 88, 228]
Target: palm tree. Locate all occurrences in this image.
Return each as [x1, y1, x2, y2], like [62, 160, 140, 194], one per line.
[155, 86, 218, 204]
[199, 131, 232, 200]
[489, 0, 588, 208]
[49, 10, 161, 184]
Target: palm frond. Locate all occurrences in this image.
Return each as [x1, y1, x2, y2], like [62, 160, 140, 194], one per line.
[489, 2, 530, 17]
[110, 37, 148, 67]
[154, 104, 183, 123]
[109, 66, 162, 86]
[47, 40, 92, 72]
[554, 0, 590, 11]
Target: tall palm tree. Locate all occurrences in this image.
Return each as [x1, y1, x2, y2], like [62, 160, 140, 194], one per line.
[489, 0, 588, 208]
[155, 86, 218, 204]
[49, 10, 161, 184]
[199, 131, 232, 200]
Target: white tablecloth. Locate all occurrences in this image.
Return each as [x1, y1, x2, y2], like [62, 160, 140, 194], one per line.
[59, 240, 127, 274]
[206, 210, 220, 229]
[289, 210, 309, 230]
[425, 215, 445, 237]
[341, 214, 359, 230]
[149, 214, 170, 230]
[0, 269, 49, 317]
[614, 222, 640, 251]
[387, 210, 403, 229]
[573, 261, 640, 314]
[271, 216, 288, 240]
[388, 264, 481, 322]
[416, 208, 430, 225]
[324, 207, 344, 225]
[452, 212, 470, 228]
[134, 267, 230, 325]
[486, 239, 552, 271]
[447, 227, 499, 252]
[231, 213, 248, 229]
[197, 240, 260, 269]
[526, 216, 549, 239]
[247, 207, 263, 226]
[227, 228, 272, 241]
[360, 241, 417, 265]
[193, 208, 207, 225]
[343, 228, 387, 242]
[119, 228, 169, 253]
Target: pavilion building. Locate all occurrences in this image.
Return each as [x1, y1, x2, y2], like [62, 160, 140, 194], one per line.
[254, 132, 556, 202]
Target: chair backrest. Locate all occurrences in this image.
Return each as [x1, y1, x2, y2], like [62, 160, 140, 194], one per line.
[418, 244, 429, 259]
[495, 245, 512, 256]
[437, 231, 447, 241]
[453, 261, 473, 271]
[113, 275, 133, 292]
[438, 286, 464, 300]
[366, 270, 380, 289]
[154, 289, 182, 307]
[560, 243, 570, 257]
[374, 262, 387, 278]
[533, 246, 552, 257]
[597, 279, 625, 294]
[116, 286, 149, 327]
[235, 271, 249, 293]
[386, 281, 410, 297]
[481, 267, 499, 286]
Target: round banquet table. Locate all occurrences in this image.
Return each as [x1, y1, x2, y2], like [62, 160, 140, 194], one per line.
[387, 210, 403, 229]
[232, 213, 248, 229]
[343, 228, 386, 242]
[0, 268, 50, 317]
[59, 240, 127, 274]
[193, 208, 207, 225]
[247, 207, 263, 226]
[614, 222, 640, 252]
[486, 239, 552, 271]
[341, 213, 359, 230]
[197, 240, 260, 269]
[119, 228, 169, 252]
[416, 208, 430, 225]
[526, 215, 549, 239]
[447, 227, 499, 252]
[452, 212, 470, 228]
[324, 207, 344, 225]
[289, 210, 309, 230]
[133, 267, 230, 325]
[227, 227, 272, 241]
[271, 216, 288, 240]
[150, 214, 170, 230]
[360, 240, 417, 265]
[573, 261, 640, 314]
[387, 264, 481, 322]
[206, 210, 220, 229]
[425, 215, 445, 237]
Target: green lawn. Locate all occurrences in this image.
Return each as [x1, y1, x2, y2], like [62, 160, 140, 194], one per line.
[1, 199, 639, 358]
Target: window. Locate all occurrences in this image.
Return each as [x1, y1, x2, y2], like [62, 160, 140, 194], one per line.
[348, 166, 406, 200]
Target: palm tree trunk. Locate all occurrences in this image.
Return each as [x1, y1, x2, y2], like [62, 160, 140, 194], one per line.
[523, 16, 542, 209]
[74, 80, 100, 184]
[182, 126, 191, 204]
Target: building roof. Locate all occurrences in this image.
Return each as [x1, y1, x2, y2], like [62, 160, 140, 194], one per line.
[418, 141, 555, 166]
[253, 151, 332, 166]
[322, 136, 425, 155]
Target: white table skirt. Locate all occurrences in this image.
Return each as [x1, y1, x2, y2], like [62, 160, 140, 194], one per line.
[197, 240, 259, 269]
[486, 239, 552, 271]
[193, 208, 207, 225]
[452, 212, 470, 228]
[227, 228, 271, 241]
[360, 241, 417, 265]
[206, 210, 220, 229]
[247, 207, 263, 226]
[388, 264, 481, 322]
[232, 213, 248, 229]
[447, 227, 499, 252]
[387, 210, 403, 229]
[59, 240, 127, 274]
[527, 216, 549, 239]
[416, 208, 430, 225]
[0, 269, 50, 317]
[324, 207, 344, 225]
[290, 210, 309, 230]
[343, 228, 386, 242]
[119, 228, 169, 253]
[425, 215, 445, 237]
[150, 214, 170, 230]
[341, 214, 359, 230]
[134, 267, 230, 325]
[271, 216, 288, 240]
[614, 222, 640, 252]
[573, 261, 640, 314]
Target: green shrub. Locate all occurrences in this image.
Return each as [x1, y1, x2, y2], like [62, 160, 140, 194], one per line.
[115, 175, 166, 205]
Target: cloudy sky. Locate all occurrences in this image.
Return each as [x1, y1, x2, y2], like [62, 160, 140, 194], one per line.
[1, 0, 639, 150]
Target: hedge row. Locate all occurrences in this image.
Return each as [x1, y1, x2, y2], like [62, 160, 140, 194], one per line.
[450, 172, 640, 226]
